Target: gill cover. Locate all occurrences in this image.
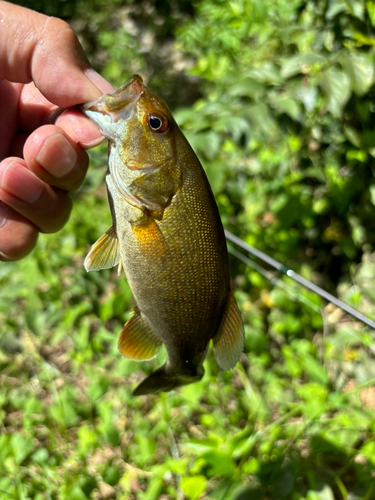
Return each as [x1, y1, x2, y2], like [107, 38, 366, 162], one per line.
[81, 74, 182, 218]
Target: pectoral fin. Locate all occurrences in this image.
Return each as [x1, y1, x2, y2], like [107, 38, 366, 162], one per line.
[84, 226, 122, 273]
[213, 293, 244, 370]
[118, 307, 162, 361]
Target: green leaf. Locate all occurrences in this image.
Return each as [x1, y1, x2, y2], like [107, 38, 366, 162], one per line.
[320, 68, 351, 117]
[281, 54, 326, 79]
[78, 425, 98, 455]
[308, 485, 335, 500]
[64, 486, 87, 500]
[0, 477, 13, 496]
[0, 434, 11, 465]
[11, 433, 35, 465]
[31, 448, 49, 464]
[294, 82, 318, 112]
[190, 131, 221, 160]
[247, 103, 276, 134]
[48, 386, 78, 428]
[303, 355, 330, 386]
[247, 62, 283, 85]
[344, 125, 362, 148]
[367, 1, 375, 26]
[140, 478, 164, 500]
[181, 476, 207, 500]
[202, 450, 235, 477]
[227, 77, 265, 99]
[346, 149, 368, 162]
[360, 440, 375, 460]
[184, 438, 219, 453]
[270, 97, 302, 122]
[370, 185, 375, 205]
[347, 0, 365, 20]
[342, 54, 374, 95]
[326, 0, 347, 19]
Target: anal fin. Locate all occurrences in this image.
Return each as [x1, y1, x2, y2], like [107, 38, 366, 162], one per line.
[84, 226, 122, 273]
[118, 307, 162, 361]
[213, 292, 244, 370]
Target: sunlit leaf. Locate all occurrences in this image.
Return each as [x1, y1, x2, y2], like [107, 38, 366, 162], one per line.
[202, 450, 235, 477]
[367, 1, 375, 26]
[309, 484, 335, 500]
[181, 476, 207, 500]
[342, 54, 374, 95]
[320, 67, 351, 116]
[281, 54, 326, 79]
[10, 434, 35, 465]
[270, 96, 303, 122]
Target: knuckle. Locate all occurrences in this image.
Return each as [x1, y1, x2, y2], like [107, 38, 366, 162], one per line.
[46, 18, 82, 50]
[45, 17, 73, 36]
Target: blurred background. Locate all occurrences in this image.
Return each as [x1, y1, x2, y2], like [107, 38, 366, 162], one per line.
[1, 0, 375, 498]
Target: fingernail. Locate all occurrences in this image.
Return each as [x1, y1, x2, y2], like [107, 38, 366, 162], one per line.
[80, 137, 106, 149]
[85, 69, 115, 94]
[0, 201, 8, 228]
[36, 133, 77, 178]
[0, 161, 43, 204]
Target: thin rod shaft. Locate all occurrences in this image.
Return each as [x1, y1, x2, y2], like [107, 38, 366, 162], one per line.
[225, 229, 375, 330]
[227, 245, 322, 314]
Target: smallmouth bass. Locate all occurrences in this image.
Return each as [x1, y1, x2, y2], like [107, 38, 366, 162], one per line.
[82, 75, 244, 395]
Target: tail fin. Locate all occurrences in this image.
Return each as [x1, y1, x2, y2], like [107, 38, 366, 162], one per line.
[133, 364, 204, 396]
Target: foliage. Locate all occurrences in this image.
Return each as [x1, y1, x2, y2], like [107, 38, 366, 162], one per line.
[2, 0, 375, 499]
[175, 0, 375, 287]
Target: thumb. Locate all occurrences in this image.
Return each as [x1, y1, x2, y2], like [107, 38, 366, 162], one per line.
[0, 1, 113, 107]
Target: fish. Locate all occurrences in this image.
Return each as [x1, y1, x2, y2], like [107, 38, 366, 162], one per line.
[81, 74, 244, 396]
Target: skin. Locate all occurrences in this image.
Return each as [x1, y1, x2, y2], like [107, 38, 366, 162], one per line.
[0, 1, 114, 261]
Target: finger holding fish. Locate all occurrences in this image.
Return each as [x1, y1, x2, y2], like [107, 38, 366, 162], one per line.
[0, 156, 73, 234]
[0, 118, 104, 261]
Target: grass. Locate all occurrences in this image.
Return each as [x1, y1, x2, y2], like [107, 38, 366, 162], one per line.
[1, 149, 375, 500]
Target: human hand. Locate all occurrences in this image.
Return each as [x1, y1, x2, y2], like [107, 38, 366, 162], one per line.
[0, 1, 114, 261]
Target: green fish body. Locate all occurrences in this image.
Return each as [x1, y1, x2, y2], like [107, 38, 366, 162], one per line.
[82, 75, 244, 395]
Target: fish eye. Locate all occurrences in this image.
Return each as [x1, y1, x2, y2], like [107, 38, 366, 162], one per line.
[147, 113, 168, 133]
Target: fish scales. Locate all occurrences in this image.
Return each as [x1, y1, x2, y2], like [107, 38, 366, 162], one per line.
[123, 156, 227, 343]
[82, 75, 244, 395]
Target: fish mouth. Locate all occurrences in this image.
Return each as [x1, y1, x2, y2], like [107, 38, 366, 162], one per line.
[81, 74, 145, 122]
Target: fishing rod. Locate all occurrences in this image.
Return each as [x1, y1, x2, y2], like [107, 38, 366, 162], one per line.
[227, 244, 323, 314]
[225, 229, 375, 330]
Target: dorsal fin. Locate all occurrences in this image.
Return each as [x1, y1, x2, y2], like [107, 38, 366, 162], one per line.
[213, 292, 244, 370]
[118, 308, 162, 361]
[84, 226, 122, 273]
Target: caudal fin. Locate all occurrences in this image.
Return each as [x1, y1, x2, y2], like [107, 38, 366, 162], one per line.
[133, 365, 204, 396]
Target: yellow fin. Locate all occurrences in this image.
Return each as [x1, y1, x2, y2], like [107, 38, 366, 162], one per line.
[118, 307, 162, 361]
[213, 293, 244, 370]
[84, 226, 121, 272]
[132, 217, 166, 257]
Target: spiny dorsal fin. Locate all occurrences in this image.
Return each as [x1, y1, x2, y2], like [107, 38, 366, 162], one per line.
[118, 307, 162, 361]
[213, 292, 244, 371]
[84, 226, 122, 272]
